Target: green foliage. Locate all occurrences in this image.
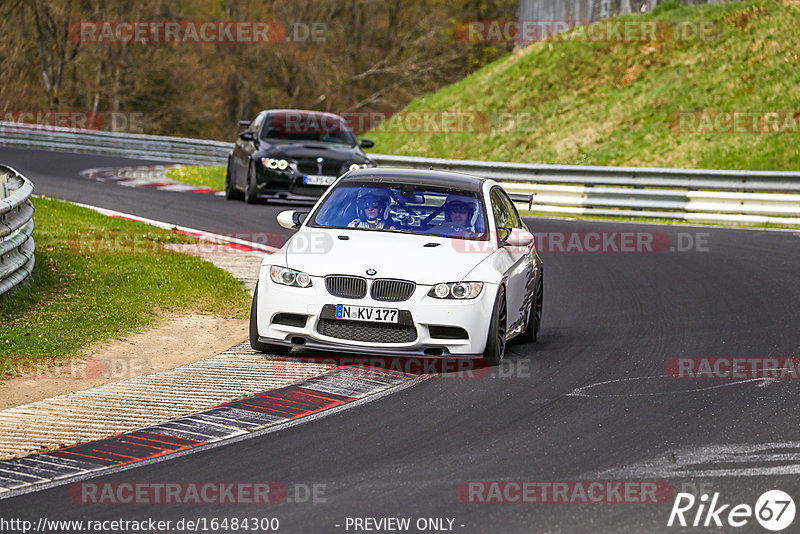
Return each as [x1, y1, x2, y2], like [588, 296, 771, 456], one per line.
[369, 0, 800, 171]
[651, 1, 681, 16]
[166, 166, 226, 189]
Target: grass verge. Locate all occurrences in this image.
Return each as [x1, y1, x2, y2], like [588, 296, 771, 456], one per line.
[166, 165, 226, 190]
[0, 196, 251, 380]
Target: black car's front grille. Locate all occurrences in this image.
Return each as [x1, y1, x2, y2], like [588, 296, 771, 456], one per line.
[296, 159, 342, 176]
[325, 275, 367, 299]
[370, 279, 416, 302]
[317, 319, 417, 343]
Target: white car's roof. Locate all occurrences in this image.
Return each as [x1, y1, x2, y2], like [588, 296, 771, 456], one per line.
[342, 168, 486, 193]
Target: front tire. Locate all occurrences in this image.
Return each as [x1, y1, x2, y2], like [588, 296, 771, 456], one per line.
[249, 284, 292, 356]
[225, 158, 243, 200]
[244, 162, 259, 204]
[482, 285, 507, 365]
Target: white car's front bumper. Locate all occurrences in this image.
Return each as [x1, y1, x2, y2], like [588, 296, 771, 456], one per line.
[255, 273, 498, 357]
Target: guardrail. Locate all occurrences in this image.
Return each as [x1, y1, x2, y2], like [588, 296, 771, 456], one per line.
[0, 165, 35, 299]
[1, 121, 799, 225]
[369, 154, 800, 226]
[0, 121, 230, 166]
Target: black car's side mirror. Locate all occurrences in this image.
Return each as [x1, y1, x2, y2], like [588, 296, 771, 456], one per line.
[359, 138, 374, 149]
[239, 131, 254, 141]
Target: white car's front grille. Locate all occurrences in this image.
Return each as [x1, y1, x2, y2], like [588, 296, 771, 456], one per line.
[325, 276, 415, 302]
[325, 275, 367, 299]
[370, 279, 415, 302]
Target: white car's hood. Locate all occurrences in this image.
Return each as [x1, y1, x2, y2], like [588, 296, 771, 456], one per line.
[279, 228, 492, 285]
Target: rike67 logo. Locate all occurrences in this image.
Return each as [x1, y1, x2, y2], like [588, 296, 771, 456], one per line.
[668, 490, 795, 531]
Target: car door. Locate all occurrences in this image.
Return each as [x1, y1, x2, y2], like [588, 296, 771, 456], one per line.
[490, 187, 533, 335]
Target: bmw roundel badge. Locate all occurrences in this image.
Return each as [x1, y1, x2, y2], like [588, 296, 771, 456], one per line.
[366, 268, 377, 276]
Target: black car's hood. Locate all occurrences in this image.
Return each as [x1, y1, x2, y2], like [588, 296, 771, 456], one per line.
[261, 142, 367, 163]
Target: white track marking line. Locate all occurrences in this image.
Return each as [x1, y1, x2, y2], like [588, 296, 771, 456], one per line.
[66, 200, 281, 254]
[565, 374, 773, 398]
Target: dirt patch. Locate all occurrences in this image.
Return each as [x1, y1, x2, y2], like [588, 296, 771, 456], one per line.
[0, 314, 247, 410]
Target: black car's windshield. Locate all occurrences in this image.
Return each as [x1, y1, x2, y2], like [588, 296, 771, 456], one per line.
[309, 182, 488, 240]
[260, 111, 357, 146]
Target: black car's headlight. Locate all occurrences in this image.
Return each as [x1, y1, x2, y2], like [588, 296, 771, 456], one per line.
[428, 282, 483, 299]
[270, 266, 312, 287]
[348, 162, 375, 171]
[262, 158, 290, 171]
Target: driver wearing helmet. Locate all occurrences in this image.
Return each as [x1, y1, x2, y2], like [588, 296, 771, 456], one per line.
[348, 189, 393, 229]
[441, 195, 477, 235]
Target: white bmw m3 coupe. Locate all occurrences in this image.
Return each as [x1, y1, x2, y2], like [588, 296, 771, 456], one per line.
[250, 168, 543, 364]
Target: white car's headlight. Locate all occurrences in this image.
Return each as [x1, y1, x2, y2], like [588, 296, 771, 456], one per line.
[428, 282, 483, 299]
[270, 266, 312, 288]
[262, 158, 290, 170]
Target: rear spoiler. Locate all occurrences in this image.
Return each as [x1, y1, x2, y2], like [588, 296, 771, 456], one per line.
[508, 192, 533, 212]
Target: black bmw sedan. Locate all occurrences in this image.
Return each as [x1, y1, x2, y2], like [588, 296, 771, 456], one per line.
[225, 109, 375, 203]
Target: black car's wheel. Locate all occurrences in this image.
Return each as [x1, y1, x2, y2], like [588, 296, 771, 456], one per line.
[249, 284, 292, 356]
[482, 285, 507, 365]
[225, 158, 243, 200]
[244, 163, 259, 204]
[517, 271, 543, 344]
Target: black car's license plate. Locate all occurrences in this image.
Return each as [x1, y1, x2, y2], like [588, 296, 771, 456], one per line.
[304, 175, 336, 186]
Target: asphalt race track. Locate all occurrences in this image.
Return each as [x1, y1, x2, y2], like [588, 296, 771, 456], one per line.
[2, 146, 800, 533]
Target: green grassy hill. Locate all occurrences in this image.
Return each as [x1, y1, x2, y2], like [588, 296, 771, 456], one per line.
[368, 0, 799, 170]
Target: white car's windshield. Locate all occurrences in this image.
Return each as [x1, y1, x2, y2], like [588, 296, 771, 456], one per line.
[309, 183, 488, 240]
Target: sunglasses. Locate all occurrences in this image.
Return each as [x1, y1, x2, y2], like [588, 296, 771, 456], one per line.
[362, 202, 382, 209]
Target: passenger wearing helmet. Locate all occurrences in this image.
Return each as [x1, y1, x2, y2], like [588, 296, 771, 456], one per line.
[440, 195, 477, 235]
[348, 189, 393, 229]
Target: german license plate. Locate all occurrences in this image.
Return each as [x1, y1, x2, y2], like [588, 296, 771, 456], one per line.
[335, 304, 398, 323]
[303, 175, 336, 186]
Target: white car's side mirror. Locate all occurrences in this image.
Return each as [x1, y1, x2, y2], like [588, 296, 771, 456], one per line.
[277, 210, 299, 230]
[504, 228, 534, 247]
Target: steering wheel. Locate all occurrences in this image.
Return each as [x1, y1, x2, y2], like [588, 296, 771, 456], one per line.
[436, 222, 463, 235]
